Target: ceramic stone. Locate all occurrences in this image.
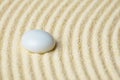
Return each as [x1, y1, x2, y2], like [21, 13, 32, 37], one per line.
[21, 30, 56, 53]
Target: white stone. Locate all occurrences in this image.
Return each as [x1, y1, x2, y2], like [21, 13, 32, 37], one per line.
[21, 30, 56, 53]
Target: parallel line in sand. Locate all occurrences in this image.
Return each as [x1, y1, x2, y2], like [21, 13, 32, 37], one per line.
[0, 1, 23, 80]
[98, 0, 120, 79]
